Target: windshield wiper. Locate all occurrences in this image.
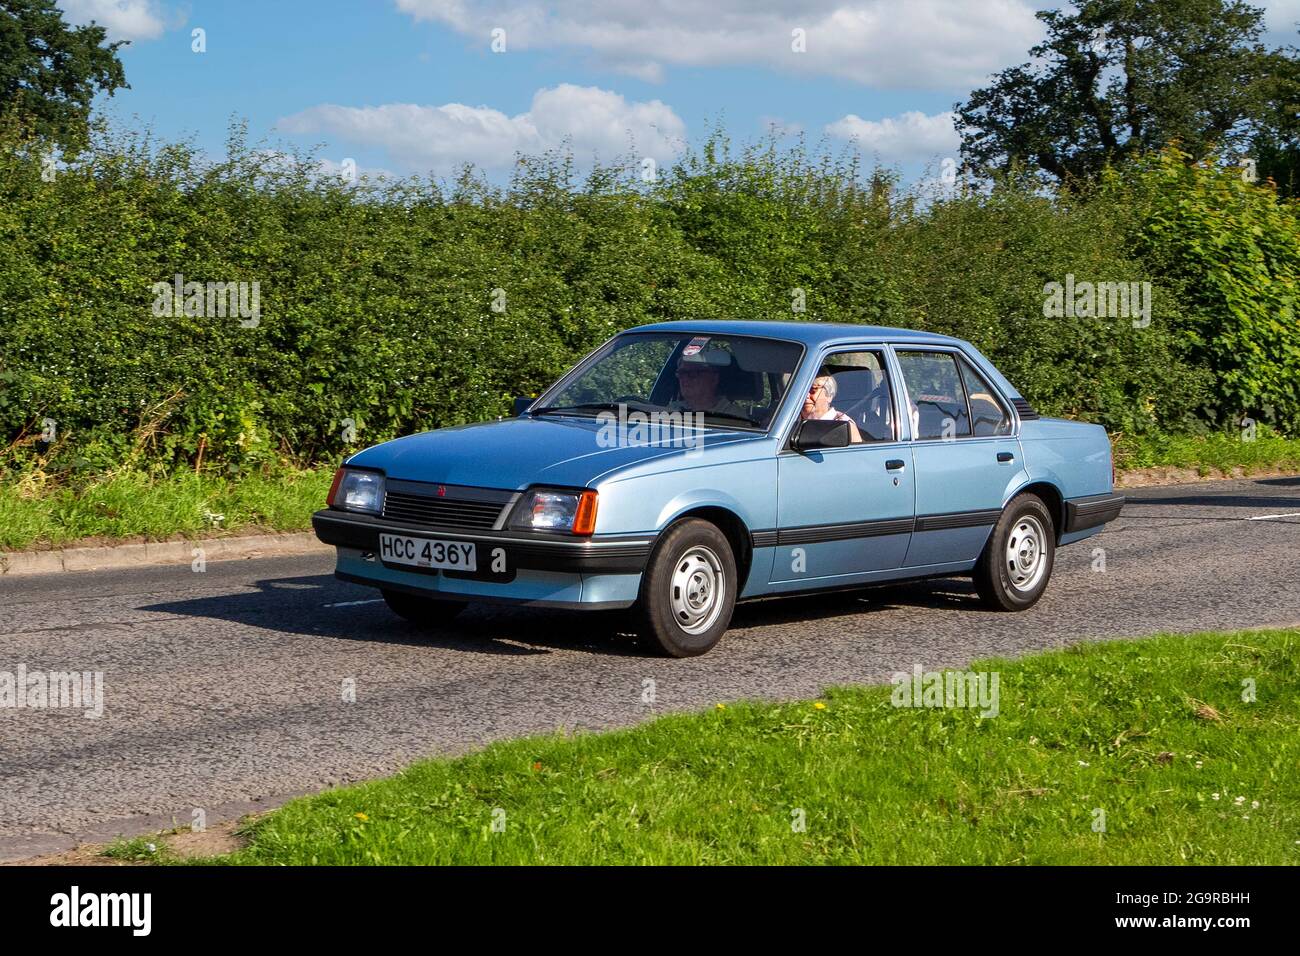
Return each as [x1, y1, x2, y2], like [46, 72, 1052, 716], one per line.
[532, 402, 623, 416]
[532, 401, 659, 416]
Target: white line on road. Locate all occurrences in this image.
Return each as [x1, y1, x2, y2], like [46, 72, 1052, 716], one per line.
[323, 598, 385, 607]
[1245, 512, 1300, 521]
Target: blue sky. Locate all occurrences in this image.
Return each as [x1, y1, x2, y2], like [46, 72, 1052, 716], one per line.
[60, 0, 1300, 185]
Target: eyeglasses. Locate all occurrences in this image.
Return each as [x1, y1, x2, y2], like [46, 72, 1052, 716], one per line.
[676, 367, 714, 378]
[808, 383, 828, 395]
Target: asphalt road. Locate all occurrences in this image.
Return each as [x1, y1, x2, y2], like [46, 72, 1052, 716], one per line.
[2, 476, 1298, 861]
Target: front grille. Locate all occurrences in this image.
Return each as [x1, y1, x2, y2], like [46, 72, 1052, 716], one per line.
[382, 488, 509, 531]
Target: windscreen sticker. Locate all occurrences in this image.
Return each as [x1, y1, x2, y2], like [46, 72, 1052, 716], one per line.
[682, 336, 710, 356]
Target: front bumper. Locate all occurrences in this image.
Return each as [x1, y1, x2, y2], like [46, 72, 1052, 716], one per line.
[313, 508, 655, 582]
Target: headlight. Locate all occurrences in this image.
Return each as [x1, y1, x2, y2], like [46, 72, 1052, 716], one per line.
[510, 488, 598, 535]
[329, 468, 385, 514]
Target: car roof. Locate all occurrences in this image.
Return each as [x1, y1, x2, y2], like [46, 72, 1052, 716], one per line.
[630, 319, 967, 347]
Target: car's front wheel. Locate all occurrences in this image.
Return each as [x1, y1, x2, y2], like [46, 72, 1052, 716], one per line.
[381, 589, 467, 626]
[974, 493, 1055, 610]
[635, 518, 737, 657]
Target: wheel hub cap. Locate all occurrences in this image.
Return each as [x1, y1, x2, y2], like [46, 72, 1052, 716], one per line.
[1005, 516, 1047, 592]
[670, 546, 725, 635]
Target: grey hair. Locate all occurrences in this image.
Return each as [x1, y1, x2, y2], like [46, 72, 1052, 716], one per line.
[814, 374, 837, 400]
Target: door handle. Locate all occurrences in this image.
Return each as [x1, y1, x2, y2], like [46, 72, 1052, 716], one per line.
[997, 451, 1015, 463]
[885, 459, 906, 471]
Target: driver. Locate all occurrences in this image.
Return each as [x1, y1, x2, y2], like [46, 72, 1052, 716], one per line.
[668, 352, 747, 418]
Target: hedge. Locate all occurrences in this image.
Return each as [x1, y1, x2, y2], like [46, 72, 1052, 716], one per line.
[0, 123, 1293, 477]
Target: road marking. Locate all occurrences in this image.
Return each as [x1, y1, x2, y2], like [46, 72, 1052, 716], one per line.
[1245, 512, 1300, 521]
[323, 598, 384, 607]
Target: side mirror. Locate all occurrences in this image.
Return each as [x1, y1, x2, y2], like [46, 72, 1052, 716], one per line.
[512, 396, 534, 416]
[792, 418, 850, 451]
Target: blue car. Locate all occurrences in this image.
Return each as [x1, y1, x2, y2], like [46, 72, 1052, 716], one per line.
[313, 321, 1124, 656]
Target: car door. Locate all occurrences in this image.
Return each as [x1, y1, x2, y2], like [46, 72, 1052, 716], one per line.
[770, 347, 915, 586]
[891, 346, 1025, 568]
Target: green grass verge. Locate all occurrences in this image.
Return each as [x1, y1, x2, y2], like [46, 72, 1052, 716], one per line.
[0, 467, 334, 551]
[198, 630, 1298, 865]
[101, 835, 170, 863]
[1114, 427, 1300, 474]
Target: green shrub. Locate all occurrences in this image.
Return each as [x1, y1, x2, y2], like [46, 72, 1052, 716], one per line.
[1110, 148, 1300, 430]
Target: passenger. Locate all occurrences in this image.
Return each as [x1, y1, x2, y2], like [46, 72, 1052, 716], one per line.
[800, 374, 862, 442]
[669, 353, 747, 418]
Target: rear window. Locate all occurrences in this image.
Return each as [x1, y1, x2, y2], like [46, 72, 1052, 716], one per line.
[896, 351, 972, 439]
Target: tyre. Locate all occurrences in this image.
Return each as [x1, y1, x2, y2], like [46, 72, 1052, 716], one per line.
[381, 588, 467, 626]
[974, 493, 1055, 611]
[634, 518, 737, 657]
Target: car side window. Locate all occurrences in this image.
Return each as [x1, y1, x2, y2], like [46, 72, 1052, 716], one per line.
[819, 350, 895, 442]
[895, 351, 972, 440]
[958, 358, 1013, 437]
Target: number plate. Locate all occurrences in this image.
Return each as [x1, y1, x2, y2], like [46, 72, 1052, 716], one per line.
[378, 534, 477, 571]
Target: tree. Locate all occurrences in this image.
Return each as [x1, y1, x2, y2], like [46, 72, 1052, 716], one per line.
[956, 0, 1285, 184]
[1249, 38, 1300, 197]
[0, 0, 128, 152]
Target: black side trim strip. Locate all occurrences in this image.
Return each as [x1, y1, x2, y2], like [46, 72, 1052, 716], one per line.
[313, 511, 654, 573]
[914, 509, 1001, 532]
[1064, 493, 1125, 533]
[753, 508, 1001, 547]
[778, 517, 915, 546]
[1012, 398, 1040, 420]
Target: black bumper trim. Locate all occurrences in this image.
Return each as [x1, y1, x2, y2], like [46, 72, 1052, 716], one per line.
[1064, 493, 1125, 533]
[336, 571, 636, 611]
[313, 510, 655, 574]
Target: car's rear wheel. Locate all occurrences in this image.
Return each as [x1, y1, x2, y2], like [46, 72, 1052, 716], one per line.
[974, 493, 1055, 611]
[381, 589, 467, 626]
[635, 518, 737, 657]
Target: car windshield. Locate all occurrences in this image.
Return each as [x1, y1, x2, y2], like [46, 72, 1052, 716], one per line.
[535, 332, 803, 430]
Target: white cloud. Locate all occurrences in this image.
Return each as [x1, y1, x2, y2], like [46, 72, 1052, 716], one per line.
[277, 84, 686, 174]
[1262, 1, 1300, 43]
[57, 0, 166, 41]
[826, 109, 959, 163]
[394, 0, 1043, 89]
